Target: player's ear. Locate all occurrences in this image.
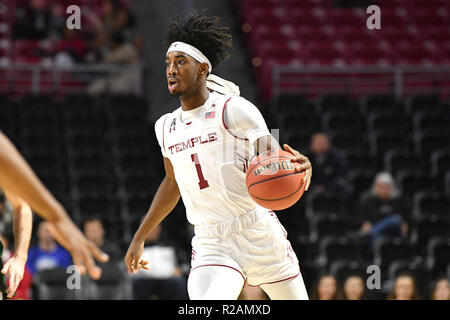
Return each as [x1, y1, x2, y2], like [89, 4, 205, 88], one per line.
[198, 62, 209, 76]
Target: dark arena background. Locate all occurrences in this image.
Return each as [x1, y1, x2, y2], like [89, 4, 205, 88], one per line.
[0, 0, 449, 301]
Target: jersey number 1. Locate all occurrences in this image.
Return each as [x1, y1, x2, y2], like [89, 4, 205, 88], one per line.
[191, 153, 209, 190]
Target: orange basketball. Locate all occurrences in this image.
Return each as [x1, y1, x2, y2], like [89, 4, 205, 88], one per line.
[246, 150, 306, 211]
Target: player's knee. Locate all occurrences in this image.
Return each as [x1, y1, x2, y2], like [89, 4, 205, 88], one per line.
[187, 266, 244, 300]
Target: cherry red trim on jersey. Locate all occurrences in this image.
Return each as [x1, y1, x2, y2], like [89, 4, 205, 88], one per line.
[222, 97, 248, 141]
[189, 264, 246, 282]
[247, 273, 300, 287]
[162, 114, 169, 154]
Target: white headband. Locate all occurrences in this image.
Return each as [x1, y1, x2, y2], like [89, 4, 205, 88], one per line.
[166, 41, 240, 96]
[167, 41, 212, 73]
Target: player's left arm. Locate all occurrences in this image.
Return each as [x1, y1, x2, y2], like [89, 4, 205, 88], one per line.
[1, 191, 32, 298]
[224, 97, 312, 191]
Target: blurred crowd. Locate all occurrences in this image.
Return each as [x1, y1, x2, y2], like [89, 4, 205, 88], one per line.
[11, 0, 141, 68]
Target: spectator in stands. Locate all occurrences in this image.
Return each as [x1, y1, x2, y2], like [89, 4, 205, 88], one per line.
[13, 0, 51, 39]
[351, 172, 409, 246]
[429, 277, 450, 300]
[53, 28, 87, 68]
[310, 274, 342, 300]
[48, 1, 66, 41]
[0, 234, 32, 300]
[83, 217, 120, 266]
[130, 224, 188, 299]
[342, 274, 367, 300]
[90, 0, 137, 56]
[26, 220, 72, 275]
[87, 31, 139, 94]
[307, 133, 349, 197]
[387, 271, 420, 300]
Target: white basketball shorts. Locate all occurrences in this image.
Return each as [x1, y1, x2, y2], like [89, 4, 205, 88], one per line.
[190, 206, 300, 286]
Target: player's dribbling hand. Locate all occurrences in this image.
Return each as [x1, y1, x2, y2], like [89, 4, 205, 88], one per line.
[283, 144, 312, 191]
[124, 240, 150, 274]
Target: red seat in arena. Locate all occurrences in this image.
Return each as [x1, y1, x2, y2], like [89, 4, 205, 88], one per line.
[240, 0, 449, 100]
[305, 43, 346, 66]
[394, 45, 439, 65]
[349, 45, 392, 66]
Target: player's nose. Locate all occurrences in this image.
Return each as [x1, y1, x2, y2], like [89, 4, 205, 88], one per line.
[167, 61, 178, 76]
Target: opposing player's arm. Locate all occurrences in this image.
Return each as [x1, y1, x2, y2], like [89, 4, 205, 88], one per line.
[3, 191, 32, 261]
[1, 191, 32, 298]
[125, 156, 180, 273]
[0, 131, 109, 279]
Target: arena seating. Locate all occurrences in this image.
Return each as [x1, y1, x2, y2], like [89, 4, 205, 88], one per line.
[238, 0, 450, 100]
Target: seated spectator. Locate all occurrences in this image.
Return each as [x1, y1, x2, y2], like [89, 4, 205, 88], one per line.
[307, 133, 349, 197]
[351, 172, 409, 246]
[13, 0, 51, 39]
[429, 277, 450, 300]
[26, 221, 72, 275]
[387, 271, 420, 300]
[310, 274, 342, 300]
[54, 29, 86, 66]
[83, 217, 119, 266]
[87, 31, 139, 94]
[90, 0, 137, 55]
[131, 224, 188, 300]
[0, 234, 33, 300]
[342, 274, 367, 300]
[48, 1, 66, 41]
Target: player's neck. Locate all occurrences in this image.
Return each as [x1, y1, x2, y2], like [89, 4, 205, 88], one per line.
[180, 86, 210, 111]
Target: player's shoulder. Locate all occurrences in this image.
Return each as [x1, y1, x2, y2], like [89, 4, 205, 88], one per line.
[154, 107, 181, 131]
[213, 92, 256, 110]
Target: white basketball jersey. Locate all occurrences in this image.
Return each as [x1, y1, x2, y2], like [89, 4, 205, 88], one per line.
[155, 92, 270, 226]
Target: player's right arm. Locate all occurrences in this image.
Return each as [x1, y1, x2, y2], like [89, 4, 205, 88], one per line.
[0, 131, 109, 279]
[124, 156, 180, 273]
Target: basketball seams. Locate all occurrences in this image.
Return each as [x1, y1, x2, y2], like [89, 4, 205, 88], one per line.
[247, 172, 305, 201]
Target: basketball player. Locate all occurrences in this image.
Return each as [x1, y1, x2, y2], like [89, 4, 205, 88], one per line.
[0, 191, 32, 299]
[125, 12, 312, 300]
[0, 131, 109, 283]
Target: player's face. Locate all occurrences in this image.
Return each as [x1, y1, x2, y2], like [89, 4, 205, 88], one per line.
[165, 51, 202, 98]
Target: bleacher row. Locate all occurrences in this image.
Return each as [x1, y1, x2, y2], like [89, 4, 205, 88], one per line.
[270, 93, 449, 297]
[237, 0, 450, 100]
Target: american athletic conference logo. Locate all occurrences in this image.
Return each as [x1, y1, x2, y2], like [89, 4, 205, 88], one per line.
[169, 118, 176, 133]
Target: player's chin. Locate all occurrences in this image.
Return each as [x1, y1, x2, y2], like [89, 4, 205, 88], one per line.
[168, 86, 183, 97]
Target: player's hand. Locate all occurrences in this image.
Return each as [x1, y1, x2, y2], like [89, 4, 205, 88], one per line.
[124, 239, 150, 274]
[283, 144, 312, 191]
[1, 255, 26, 298]
[47, 217, 109, 280]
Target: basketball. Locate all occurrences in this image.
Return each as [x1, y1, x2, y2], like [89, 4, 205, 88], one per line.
[246, 150, 306, 211]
